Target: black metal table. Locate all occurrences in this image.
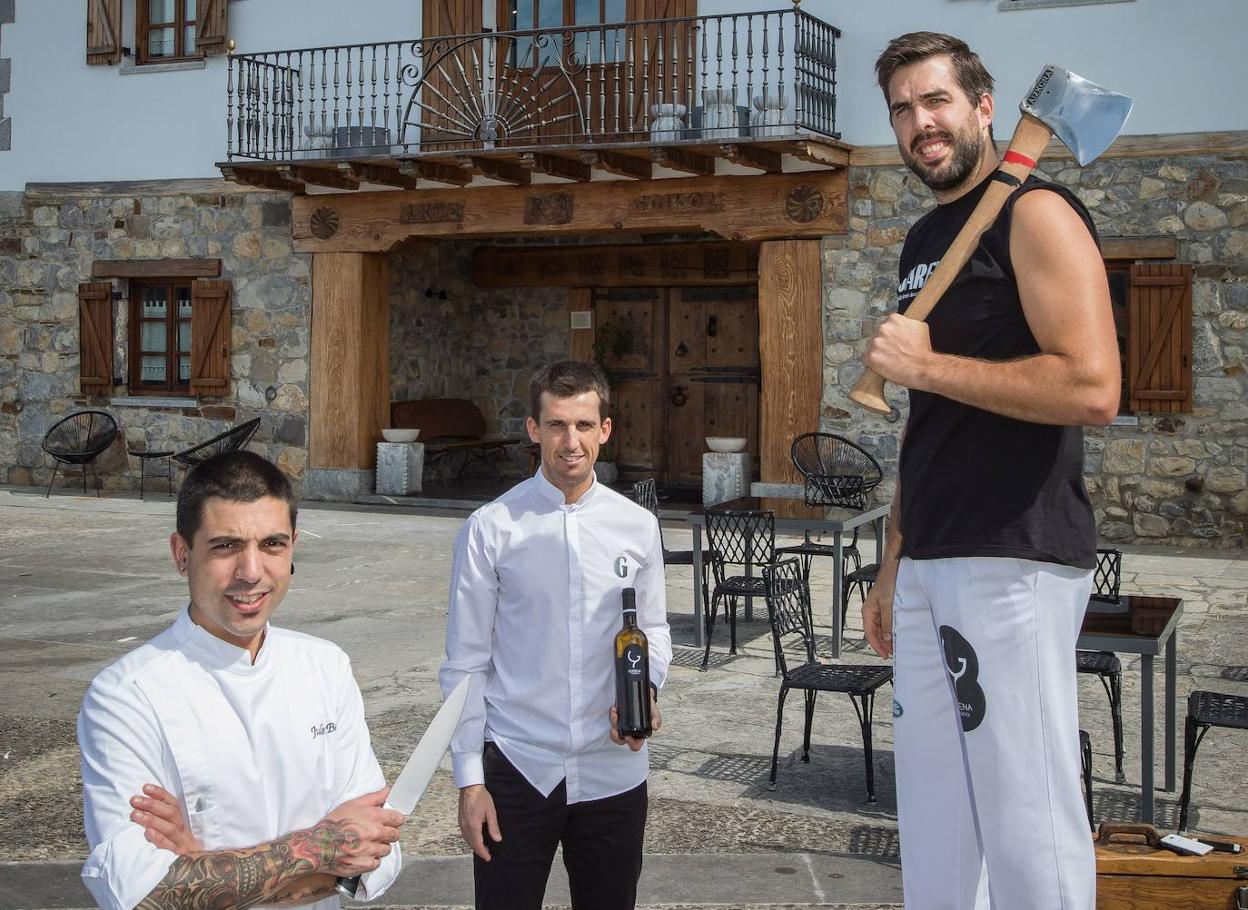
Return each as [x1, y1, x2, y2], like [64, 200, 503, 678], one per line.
[130, 449, 174, 500]
[686, 496, 890, 657]
[1079, 594, 1182, 825]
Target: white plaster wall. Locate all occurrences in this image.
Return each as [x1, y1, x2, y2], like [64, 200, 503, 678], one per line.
[2, 0, 1245, 189]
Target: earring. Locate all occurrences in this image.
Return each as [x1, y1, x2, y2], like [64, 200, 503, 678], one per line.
[290, 563, 295, 576]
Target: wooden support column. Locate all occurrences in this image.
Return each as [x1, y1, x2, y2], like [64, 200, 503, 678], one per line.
[310, 252, 390, 471]
[758, 240, 822, 484]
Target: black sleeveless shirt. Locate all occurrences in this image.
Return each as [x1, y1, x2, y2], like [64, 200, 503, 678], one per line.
[896, 173, 1097, 570]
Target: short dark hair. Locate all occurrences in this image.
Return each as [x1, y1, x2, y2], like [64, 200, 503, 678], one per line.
[529, 360, 610, 421]
[176, 450, 298, 544]
[875, 32, 995, 112]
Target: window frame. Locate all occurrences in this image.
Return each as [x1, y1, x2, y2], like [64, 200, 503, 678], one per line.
[127, 278, 194, 396]
[136, 0, 201, 66]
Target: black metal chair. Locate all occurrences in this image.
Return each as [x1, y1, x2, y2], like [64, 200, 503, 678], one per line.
[1177, 690, 1248, 832]
[777, 433, 884, 620]
[701, 508, 781, 671]
[1078, 547, 1126, 782]
[171, 417, 262, 480]
[631, 478, 712, 616]
[1079, 729, 1095, 831]
[41, 411, 119, 497]
[763, 557, 893, 802]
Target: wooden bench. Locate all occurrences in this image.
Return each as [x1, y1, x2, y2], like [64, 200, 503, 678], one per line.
[390, 399, 524, 479]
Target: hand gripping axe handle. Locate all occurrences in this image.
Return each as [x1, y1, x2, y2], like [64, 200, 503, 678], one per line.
[848, 64, 1133, 416]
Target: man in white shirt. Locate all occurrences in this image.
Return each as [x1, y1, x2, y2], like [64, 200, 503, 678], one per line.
[440, 360, 673, 910]
[77, 451, 403, 910]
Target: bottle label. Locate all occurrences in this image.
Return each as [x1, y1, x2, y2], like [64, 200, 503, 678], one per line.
[623, 643, 645, 678]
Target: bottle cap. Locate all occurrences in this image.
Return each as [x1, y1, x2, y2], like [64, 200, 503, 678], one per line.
[622, 587, 636, 611]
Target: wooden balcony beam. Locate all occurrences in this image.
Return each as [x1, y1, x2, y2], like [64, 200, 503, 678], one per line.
[519, 152, 591, 182]
[457, 155, 531, 186]
[337, 162, 419, 189]
[787, 140, 850, 169]
[221, 164, 305, 194]
[277, 164, 360, 191]
[650, 146, 716, 177]
[397, 158, 473, 187]
[721, 143, 782, 173]
[581, 150, 652, 180]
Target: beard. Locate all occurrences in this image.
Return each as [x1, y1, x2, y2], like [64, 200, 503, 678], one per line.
[901, 123, 985, 193]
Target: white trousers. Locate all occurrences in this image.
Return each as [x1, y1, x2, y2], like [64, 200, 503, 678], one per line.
[892, 556, 1095, 910]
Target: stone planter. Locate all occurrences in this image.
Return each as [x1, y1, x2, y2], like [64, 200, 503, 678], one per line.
[594, 461, 619, 484]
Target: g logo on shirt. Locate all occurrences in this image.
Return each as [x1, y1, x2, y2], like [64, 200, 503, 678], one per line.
[614, 556, 629, 578]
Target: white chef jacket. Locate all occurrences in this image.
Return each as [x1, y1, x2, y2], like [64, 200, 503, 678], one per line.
[439, 470, 672, 802]
[77, 609, 400, 910]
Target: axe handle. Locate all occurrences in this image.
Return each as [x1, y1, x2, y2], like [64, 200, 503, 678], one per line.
[849, 112, 1055, 415]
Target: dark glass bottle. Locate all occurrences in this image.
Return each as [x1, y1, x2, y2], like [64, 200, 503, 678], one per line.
[614, 587, 652, 739]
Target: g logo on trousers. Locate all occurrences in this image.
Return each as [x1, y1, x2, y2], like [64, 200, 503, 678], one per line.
[939, 625, 986, 732]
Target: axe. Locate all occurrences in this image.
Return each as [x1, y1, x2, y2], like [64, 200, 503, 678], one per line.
[849, 64, 1133, 416]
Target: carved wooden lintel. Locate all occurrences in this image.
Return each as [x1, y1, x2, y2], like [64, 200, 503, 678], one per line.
[472, 241, 758, 288]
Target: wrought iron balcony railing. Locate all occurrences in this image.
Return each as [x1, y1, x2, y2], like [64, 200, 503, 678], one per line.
[225, 8, 840, 162]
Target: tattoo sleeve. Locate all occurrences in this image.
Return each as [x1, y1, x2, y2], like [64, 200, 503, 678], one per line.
[136, 820, 360, 910]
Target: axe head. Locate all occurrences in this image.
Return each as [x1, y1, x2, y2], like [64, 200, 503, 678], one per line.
[1019, 64, 1133, 166]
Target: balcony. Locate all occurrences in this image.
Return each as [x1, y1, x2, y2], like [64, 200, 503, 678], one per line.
[220, 7, 845, 191]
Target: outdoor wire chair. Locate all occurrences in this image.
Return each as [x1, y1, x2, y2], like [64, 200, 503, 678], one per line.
[763, 557, 893, 801]
[1078, 547, 1126, 782]
[702, 508, 783, 671]
[171, 417, 262, 477]
[631, 478, 711, 616]
[1177, 690, 1248, 831]
[778, 433, 884, 623]
[41, 410, 119, 497]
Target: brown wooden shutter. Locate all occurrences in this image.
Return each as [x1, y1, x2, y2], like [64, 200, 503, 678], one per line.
[86, 0, 123, 65]
[78, 282, 114, 394]
[196, 0, 230, 55]
[1128, 263, 1193, 414]
[190, 279, 232, 395]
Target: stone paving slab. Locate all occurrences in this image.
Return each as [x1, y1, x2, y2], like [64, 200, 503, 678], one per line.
[1, 487, 1245, 907]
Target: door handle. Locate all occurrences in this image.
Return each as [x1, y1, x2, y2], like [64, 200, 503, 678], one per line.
[670, 385, 688, 407]
[706, 315, 719, 337]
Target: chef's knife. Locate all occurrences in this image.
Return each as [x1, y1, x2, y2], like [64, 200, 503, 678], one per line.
[336, 676, 471, 898]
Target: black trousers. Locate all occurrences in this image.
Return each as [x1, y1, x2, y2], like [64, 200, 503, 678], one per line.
[474, 742, 647, 910]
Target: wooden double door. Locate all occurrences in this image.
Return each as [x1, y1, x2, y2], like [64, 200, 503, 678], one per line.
[594, 285, 759, 488]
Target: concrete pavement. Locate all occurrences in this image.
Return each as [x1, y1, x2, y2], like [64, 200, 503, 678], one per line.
[1, 486, 1245, 908]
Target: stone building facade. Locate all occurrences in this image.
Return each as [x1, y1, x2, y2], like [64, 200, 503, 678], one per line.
[2, 143, 1246, 546]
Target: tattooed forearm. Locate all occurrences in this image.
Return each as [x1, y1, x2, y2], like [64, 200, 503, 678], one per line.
[267, 873, 337, 907]
[136, 820, 358, 910]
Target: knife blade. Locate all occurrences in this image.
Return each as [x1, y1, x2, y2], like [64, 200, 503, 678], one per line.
[336, 676, 471, 897]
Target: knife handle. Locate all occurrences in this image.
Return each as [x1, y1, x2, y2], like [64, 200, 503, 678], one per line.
[335, 875, 363, 899]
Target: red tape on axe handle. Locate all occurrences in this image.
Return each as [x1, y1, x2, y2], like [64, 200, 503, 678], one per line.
[1003, 150, 1037, 169]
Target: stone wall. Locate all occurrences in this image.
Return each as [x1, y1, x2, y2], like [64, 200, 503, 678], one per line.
[824, 152, 1248, 548]
[0, 181, 312, 492]
[389, 240, 570, 478]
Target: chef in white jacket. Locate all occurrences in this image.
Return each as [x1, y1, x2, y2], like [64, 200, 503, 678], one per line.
[77, 451, 403, 910]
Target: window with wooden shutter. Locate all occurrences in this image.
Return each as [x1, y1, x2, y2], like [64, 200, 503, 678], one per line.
[86, 0, 123, 65]
[128, 279, 194, 394]
[78, 282, 115, 395]
[1127, 263, 1193, 414]
[189, 279, 232, 396]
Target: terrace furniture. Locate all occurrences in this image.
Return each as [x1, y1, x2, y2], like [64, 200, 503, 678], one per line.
[632, 478, 712, 619]
[701, 507, 779, 670]
[1080, 729, 1095, 830]
[129, 446, 175, 500]
[1079, 593, 1183, 824]
[172, 417, 262, 477]
[778, 433, 883, 629]
[763, 557, 892, 801]
[1080, 547, 1127, 783]
[1177, 690, 1248, 832]
[390, 399, 523, 480]
[41, 411, 119, 497]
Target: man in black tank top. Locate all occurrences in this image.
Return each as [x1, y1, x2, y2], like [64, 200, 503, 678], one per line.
[860, 33, 1120, 910]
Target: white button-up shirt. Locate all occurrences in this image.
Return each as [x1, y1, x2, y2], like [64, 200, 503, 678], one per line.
[78, 609, 400, 910]
[440, 471, 672, 802]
